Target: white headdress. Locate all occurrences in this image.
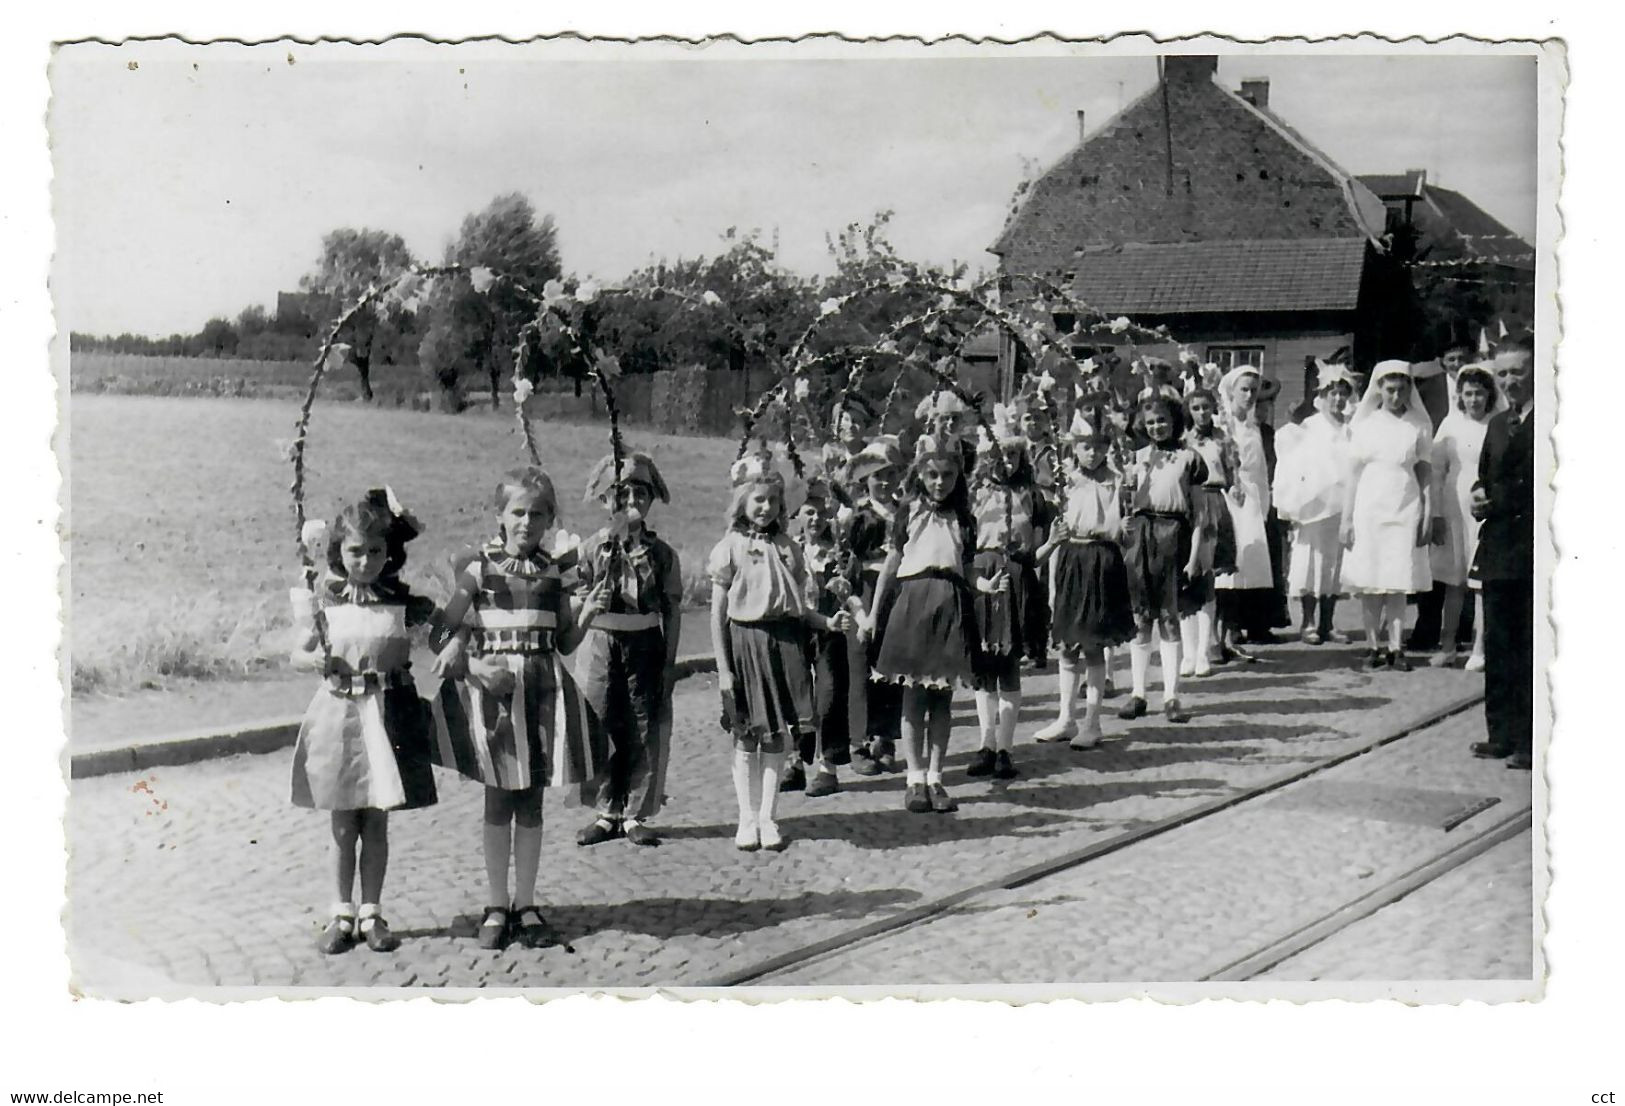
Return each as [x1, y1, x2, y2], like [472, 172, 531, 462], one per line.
[1352, 360, 1433, 438]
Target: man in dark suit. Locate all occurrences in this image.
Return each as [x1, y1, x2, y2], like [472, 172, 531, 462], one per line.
[1468, 340, 1536, 770]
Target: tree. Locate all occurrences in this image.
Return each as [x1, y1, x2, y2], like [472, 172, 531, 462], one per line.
[420, 193, 564, 409]
[197, 316, 239, 357]
[301, 228, 416, 400]
[594, 228, 817, 390]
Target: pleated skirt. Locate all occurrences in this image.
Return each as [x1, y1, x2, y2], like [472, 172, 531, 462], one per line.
[872, 570, 979, 689]
[1122, 513, 1199, 620]
[1049, 540, 1137, 652]
[728, 618, 817, 744]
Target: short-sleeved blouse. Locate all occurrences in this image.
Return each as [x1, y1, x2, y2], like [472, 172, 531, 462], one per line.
[1185, 431, 1235, 489]
[893, 503, 970, 579]
[1129, 445, 1208, 515]
[1060, 469, 1123, 540]
[707, 529, 806, 623]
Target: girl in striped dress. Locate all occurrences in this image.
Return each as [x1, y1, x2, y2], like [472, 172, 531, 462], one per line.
[290, 490, 439, 955]
[430, 468, 611, 950]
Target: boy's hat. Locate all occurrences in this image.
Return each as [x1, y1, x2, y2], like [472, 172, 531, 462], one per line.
[847, 435, 905, 482]
[584, 451, 670, 504]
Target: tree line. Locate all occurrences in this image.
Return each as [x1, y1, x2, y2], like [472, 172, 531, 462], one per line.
[71, 193, 965, 412]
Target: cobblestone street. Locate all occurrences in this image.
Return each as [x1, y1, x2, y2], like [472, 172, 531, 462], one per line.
[66, 643, 1532, 994]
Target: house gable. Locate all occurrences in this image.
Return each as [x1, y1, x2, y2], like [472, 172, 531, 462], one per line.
[994, 59, 1381, 277]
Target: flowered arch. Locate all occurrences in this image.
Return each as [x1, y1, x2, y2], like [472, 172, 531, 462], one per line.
[287, 261, 757, 662]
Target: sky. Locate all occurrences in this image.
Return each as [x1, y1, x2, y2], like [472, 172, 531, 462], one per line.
[50, 41, 1540, 337]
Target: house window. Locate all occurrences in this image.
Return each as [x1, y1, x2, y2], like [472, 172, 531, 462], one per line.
[1206, 346, 1265, 371]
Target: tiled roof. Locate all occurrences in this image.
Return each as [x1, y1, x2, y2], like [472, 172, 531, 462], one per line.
[1418, 186, 1534, 268]
[1070, 238, 1367, 314]
[1358, 171, 1427, 199]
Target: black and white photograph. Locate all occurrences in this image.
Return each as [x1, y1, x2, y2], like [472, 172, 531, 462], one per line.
[48, 34, 1555, 1003]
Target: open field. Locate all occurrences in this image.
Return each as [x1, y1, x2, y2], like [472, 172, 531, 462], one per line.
[70, 350, 413, 402]
[66, 394, 739, 696]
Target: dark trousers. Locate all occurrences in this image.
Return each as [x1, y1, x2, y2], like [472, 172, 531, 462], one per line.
[1409, 582, 1447, 650]
[584, 628, 669, 821]
[1023, 562, 1051, 662]
[803, 629, 853, 766]
[1483, 579, 1534, 758]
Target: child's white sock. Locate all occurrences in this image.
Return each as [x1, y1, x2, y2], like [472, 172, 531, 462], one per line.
[1055, 656, 1078, 723]
[731, 749, 758, 831]
[973, 689, 997, 750]
[1196, 605, 1215, 667]
[1179, 615, 1198, 672]
[1129, 640, 1151, 699]
[996, 694, 1019, 752]
[758, 749, 786, 827]
[924, 769, 943, 787]
[1159, 638, 1182, 704]
[1084, 660, 1105, 717]
[906, 769, 927, 787]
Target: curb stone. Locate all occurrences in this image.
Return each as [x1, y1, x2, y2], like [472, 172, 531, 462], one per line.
[68, 653, 718, 779]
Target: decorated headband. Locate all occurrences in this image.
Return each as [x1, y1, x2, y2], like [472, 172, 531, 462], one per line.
[914, 389, 968, 423]
[730, 451, 787, 489]
[1313, 359, 1359, 393]
[913, 431, 966, 467]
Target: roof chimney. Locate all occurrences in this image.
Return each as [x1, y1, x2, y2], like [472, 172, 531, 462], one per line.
[1239, 78, 1270, 110]
[1076, 109, 1087, 142]
[1162, 55, 1218, 85]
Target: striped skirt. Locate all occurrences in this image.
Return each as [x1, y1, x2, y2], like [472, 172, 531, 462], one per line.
[430, 650, 609, 791]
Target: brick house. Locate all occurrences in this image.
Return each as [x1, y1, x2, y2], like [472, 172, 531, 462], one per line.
[990, 54, 1414, 414]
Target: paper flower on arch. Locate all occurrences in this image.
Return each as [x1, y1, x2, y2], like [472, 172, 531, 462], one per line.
[300, 518, 329, 553]
[543, 279, 571, 309]
[547, 528, 582, 559]
[793, 377, 811, 402]
[1109, 316, 1131, 334]
[575, 279, 601, 304]
[819, 297, 843, 317]
[513, 377, 535, 404]
[323, 343, 352, 373]
[469, 267, 495, 294]
[701, 290, 723, 307]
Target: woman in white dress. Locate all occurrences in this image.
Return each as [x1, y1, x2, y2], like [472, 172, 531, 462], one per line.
[1428, 363, 1505, 669]
[1273, 361, 1356, 644]
[1341, 360, 1435, 671]
[1213, 366, 1275, 662]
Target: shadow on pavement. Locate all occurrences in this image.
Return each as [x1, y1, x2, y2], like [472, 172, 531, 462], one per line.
[545, 886, 924, 941]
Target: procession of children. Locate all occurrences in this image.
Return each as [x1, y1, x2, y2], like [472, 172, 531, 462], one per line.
[285, 342, 1513, 956]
